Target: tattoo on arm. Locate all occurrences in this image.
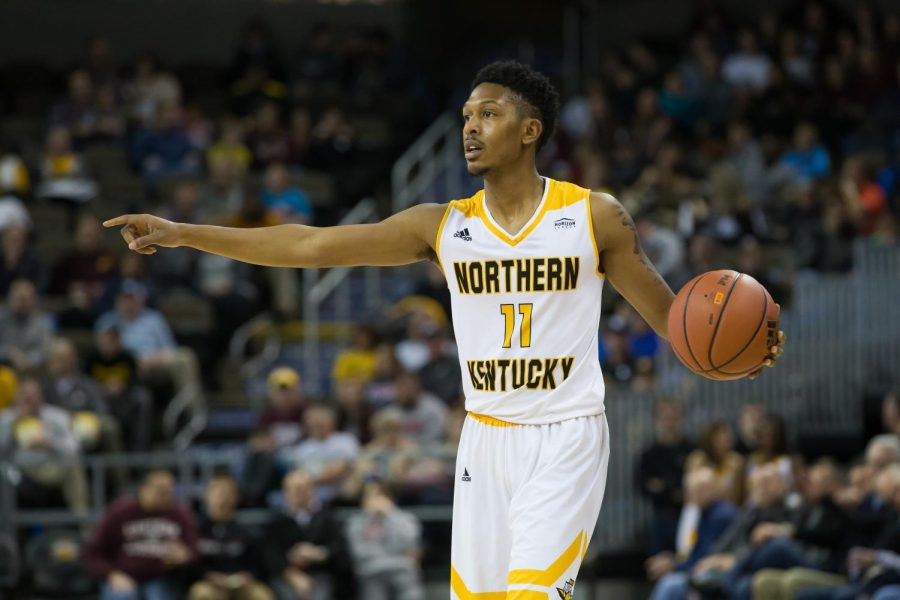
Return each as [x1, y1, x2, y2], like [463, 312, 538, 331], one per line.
[611, 203, 670, 292]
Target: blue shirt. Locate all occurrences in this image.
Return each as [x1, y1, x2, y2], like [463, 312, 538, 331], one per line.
[95, 309, 176, 359]
[263, 188, 314, 222]
[780, 145, 831, 180]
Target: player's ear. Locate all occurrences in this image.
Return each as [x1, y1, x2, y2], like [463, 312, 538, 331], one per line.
[522, 118, 542, 147]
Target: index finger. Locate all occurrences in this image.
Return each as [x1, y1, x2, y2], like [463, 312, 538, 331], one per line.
[103, 215, 134, 228]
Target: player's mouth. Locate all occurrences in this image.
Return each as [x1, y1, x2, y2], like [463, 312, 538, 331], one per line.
[465, 140, 484, 161]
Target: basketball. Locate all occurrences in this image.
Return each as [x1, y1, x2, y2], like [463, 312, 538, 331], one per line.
[667, 270, 780, 380]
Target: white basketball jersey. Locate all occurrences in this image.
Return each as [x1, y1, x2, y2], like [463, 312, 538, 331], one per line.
[436, 177, 606, 424]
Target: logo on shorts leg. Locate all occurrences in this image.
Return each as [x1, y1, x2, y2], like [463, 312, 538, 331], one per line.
[556, 578, 575, 600]
[460, 468, 471, 482]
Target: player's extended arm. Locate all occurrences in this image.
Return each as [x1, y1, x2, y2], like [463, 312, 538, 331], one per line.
[103, 203, 446, 268]
[591, 192, 675, 341]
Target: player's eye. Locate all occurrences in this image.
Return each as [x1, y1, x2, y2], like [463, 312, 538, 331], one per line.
[463, 114, 471, 122]
[483, 111, 494, 118]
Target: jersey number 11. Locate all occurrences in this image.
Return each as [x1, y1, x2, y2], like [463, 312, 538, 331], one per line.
[500, 303, 533, 348]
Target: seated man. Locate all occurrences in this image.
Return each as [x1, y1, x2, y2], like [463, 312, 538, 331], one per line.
[84, 468, 197, 600]
[84, 323, 154, 452]
[346, 479, 426, 600]
[746, 459, 849, 600]
[43, 337, 123, 455]
[0, 377, 89, 512]
[0, 279, 54, 372]
[647, 466, 738, 600]
[189, 474, 273, 600]
[263, 470, 354, 600]
[95, 279, 204, 417]
[278, 404, 358, 505]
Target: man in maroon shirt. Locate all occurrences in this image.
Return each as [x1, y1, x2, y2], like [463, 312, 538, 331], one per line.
[85, 468, 198, 600]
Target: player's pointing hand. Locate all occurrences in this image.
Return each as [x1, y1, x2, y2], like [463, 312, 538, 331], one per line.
[103, 214, 183, 255]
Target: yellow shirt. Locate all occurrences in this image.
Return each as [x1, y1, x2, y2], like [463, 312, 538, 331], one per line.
[332, 349, 377, 382]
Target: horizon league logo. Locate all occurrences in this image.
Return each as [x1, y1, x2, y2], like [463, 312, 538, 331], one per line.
[554, 217, 576, 229]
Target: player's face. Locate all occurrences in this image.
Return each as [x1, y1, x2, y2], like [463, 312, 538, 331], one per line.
[462, 83, 539, 176]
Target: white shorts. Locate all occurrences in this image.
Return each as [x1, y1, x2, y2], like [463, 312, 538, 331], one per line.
[450, 412, 610, 599]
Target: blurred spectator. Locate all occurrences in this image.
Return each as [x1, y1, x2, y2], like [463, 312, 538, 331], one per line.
[0, 278, 54, 372]
[278, 404, 359, 505]
[259, 367, 306, 449]
[840, 155, 889, 236]
[248, 103, 290, 168]
[127, 53, 183, 127]
[84, 468, 197, 600]
[743, 459, 850, 599]
[36, 126, 98, 204]
[0, 153, 31, 197]
[0, 378, 89, 512]
[636, 214, 686, 283]
[343, 407, 416, 501]
[262, 163, 314, 224]
[201, 156, 245, 220]
[84, 323, 154, 452]
[49, 69, 97, 145]
[736, 402, 766, 455]
[722, 29, 773, 91]
[747, 414, 794, 491]
[686, 420, 746, 506]
[346, 480, 425, 600]
[599, 314, 636, 386]
[334, 378, 374, 445]
[884, 391, 900, 437]
[43, 338, 122, 453]
[0, 364, 17, 411]
[225, 189, 282, 229]
[0, 225, 44, 295]
[132, 101, 201, 186]
[332, 324, 378, 384]
[262, 470, 355, 600]
[0, 155, 31, 232]
[780, 122, 831, 181]
[49, 213, 118, 312]
[415, 328, 461, 406]
[639, 399, 694, 554]
[684, 465, 793, 600]
[736, 236, 791, 306]
[207, 117, 252, 175]
[390, 371, 447, 447]
[293, 23, 339, 87]
[93, 84, 127, 142]
[287, 107, 313, 166]
[307, 107, 357, 170]
[188, 474, 273, 600]
[229, 20, 285, 86]
[86, 36, 118, 88]
[95, 279, 205, 413]
[366, 343, 403, 408]
[395, 315, 442, 373]
[647, 467, 738, 600]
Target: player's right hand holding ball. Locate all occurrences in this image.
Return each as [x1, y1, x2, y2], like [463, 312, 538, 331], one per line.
[667, 269, 786, 380]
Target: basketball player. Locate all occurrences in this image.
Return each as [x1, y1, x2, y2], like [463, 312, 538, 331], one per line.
[106, 61, 785, 599]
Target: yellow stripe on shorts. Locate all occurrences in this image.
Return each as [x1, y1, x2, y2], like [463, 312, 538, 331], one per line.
[507, 530, 585, 586]
[469, 412, 521, 427]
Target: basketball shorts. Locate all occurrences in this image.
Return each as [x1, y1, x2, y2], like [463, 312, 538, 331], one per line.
[450, 412, 610, 599]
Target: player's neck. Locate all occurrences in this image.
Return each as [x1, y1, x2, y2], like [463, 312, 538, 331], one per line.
[482, 166, 544, 222]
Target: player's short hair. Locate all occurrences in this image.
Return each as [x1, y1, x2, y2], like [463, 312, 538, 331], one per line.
[471, 61, 560, 151]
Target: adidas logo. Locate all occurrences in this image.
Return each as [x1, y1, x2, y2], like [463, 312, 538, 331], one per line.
[461, 468, 471, 482]
[453, 228, 472, 241]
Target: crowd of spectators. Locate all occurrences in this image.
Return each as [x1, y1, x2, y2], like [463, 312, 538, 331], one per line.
[639, 392, 900, 600]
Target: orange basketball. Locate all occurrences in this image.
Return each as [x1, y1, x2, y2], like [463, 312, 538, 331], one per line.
[667, 270, 780, 380]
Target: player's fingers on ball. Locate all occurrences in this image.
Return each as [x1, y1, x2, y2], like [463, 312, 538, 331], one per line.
[778, 330, 786, 344]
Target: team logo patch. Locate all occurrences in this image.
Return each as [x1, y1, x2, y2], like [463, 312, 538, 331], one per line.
[556, 578, 575, 599]
[554, 217, 576, 229]
[453, 228, 472, 241]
